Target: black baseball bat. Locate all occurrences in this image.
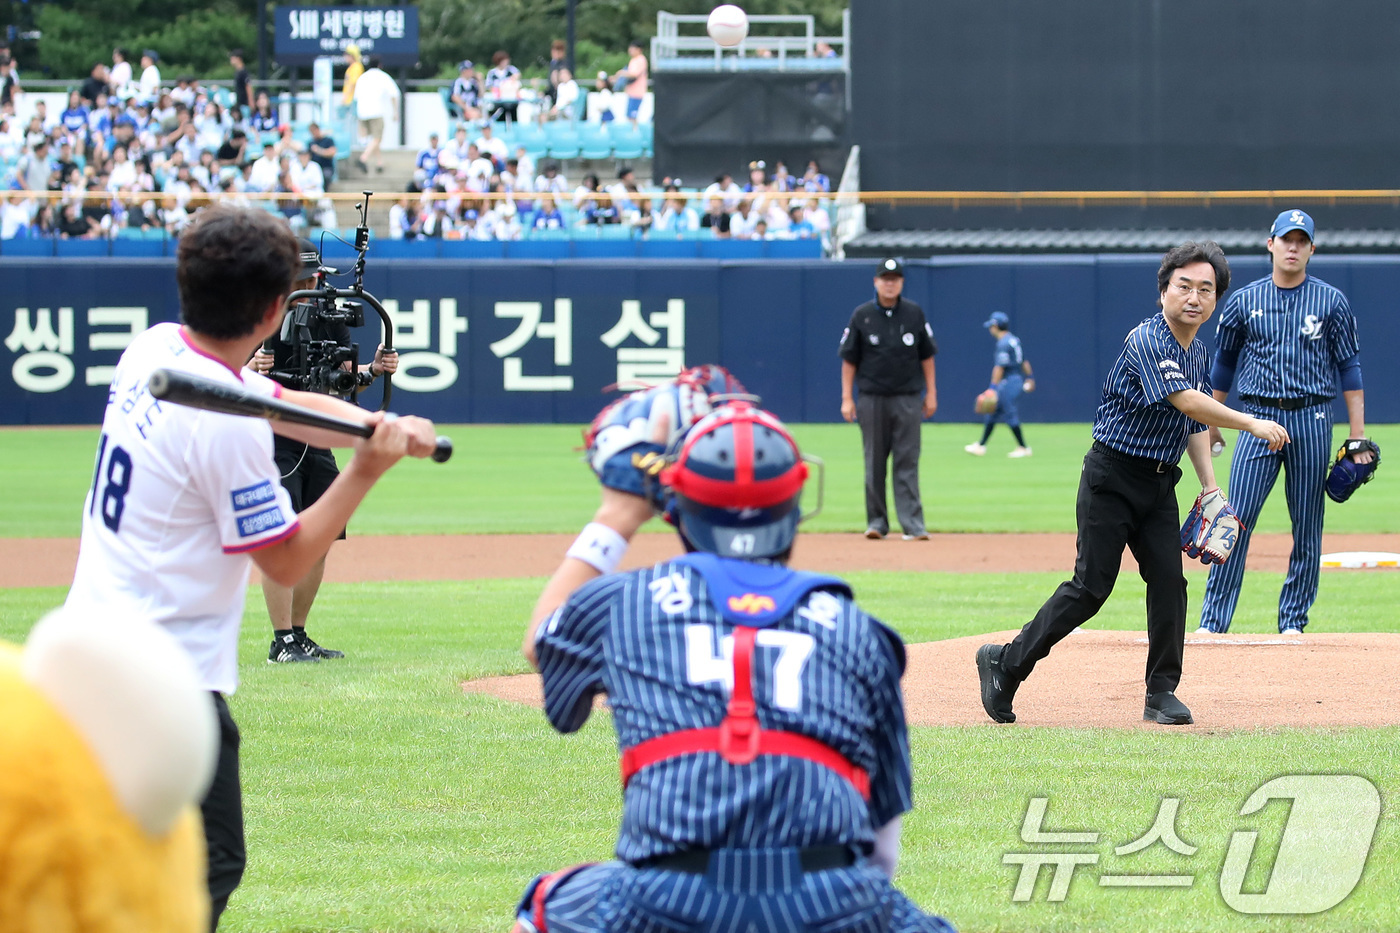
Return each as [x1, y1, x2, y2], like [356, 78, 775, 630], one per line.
[147, 368, 453, 463]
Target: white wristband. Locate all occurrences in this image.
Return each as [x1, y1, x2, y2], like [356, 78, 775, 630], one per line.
[566, 522, 629, 575]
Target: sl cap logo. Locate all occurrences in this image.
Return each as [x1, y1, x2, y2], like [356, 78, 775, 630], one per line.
[1291, 210, 1306, 224]
[727, 593, 777, 615]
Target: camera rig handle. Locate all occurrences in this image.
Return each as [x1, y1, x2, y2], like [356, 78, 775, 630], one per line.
[284, 192, 395, 410]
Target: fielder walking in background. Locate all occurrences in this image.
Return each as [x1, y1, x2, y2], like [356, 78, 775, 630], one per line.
[513, 400, 954, 932]
[976, 242, 1289, 726]
[840, 258, 937, 541]
[965, 311, 1035, 458]
[1198, 210, 1373, 635]
[63, 206, 439, 930]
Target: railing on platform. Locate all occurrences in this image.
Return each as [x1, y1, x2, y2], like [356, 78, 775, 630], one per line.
[652, 9, 849, 72]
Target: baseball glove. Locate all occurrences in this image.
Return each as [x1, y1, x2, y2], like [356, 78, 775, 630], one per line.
[1181, 488, 1244, 565]
[1325, 438, 1381, 503]
[975, 388, 999, 415]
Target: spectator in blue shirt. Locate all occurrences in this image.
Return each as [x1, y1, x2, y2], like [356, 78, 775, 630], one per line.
[59, 91, 90, 154]
[532, 193, 564, 229]
[802, 159, 831, 193]
[414, 132, 442, 191]
[786, 204, 815, 238]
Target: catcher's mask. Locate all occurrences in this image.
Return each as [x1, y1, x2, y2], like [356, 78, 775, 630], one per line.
[660, 401, 822, 560]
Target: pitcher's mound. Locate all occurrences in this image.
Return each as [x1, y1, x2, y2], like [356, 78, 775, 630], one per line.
[910, 629, 1400, 730]
[463, 630, 1400, 731]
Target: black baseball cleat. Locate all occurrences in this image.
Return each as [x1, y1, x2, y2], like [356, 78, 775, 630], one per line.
[297, 630, 345, 660]
[1144, 692, 1193, 725]
[976, 643, 1019, 723]
[268, 632, 320, 663]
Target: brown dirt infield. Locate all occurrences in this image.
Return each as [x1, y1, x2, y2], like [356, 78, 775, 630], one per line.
[463, 629, 1400, 732]
[8, 531, 1400, 587]
[7, 532, 1397, 730]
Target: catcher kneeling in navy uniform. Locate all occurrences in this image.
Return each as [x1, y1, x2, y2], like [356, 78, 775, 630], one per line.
[514, 398, 955, 932]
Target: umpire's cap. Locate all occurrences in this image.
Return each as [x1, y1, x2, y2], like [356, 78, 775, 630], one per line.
[662, 402, 809, 560]
[295, 238, 322, 278]
[876, 257, 905, 278]
[1271, 209, 1315, 241]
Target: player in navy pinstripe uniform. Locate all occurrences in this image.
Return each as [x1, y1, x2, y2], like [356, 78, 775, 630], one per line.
[964, 311, 1036, 458]
[1198, 210, 1373, 635]
[977, 243, 1290, 726]
[513, 402, 954, 932]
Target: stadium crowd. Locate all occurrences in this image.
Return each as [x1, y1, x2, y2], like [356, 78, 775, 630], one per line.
[0, 40, 835, 247]
[393, 147, 832, 243]
[0, 47, 337, 239]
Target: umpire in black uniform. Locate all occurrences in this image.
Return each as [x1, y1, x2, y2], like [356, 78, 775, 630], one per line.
[839, 258, 937, 540]
[249, 238, 397, 663]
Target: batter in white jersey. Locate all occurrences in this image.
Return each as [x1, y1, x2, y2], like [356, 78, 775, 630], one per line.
[67, 322, 299, 695]
[61, 205, 440, 931]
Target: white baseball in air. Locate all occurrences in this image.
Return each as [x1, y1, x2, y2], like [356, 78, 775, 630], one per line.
[708, 4, 750, 48]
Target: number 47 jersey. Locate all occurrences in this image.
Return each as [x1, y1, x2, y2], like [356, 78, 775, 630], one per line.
[534, 552, 916, 865]
[65, 323, 300, 696]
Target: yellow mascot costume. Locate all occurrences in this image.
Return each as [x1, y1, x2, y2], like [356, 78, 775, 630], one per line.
[0, 608, 219, 932]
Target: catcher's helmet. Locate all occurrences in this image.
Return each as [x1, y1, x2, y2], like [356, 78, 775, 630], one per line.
[661, 402, 808, 559]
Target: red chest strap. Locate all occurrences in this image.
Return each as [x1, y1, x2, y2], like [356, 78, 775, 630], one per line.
[618, 626, 871, 800]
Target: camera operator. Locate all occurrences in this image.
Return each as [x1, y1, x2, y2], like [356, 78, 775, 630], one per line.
[248, 238, 398, 663]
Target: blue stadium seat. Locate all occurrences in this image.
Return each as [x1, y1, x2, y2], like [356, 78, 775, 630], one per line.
[578, 125, 613, 160]
[544, 124, 580, 160]
[513, 123, 548, 159]
[607, 123, 644, 161]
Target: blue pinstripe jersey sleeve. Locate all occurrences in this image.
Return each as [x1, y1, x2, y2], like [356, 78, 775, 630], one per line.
[1123, 324, 1185, 405]
[536, 573, 624, 733]
[1326, 292, 1361, 366]
[862, 617, 915, 828]
[1215, 291, 1248, 353]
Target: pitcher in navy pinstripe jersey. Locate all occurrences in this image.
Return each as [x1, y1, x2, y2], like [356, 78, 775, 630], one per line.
[514, 403, 954, 933]
[1199, 210, 1373, 635]
[976, 243, 1290, 727]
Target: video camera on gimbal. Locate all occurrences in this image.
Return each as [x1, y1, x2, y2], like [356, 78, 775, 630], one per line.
[265, 192, 396, 409]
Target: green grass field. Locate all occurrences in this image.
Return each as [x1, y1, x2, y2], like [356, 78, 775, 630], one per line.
[4, 423, 1399, 537]
[1, 423, 1397, 932]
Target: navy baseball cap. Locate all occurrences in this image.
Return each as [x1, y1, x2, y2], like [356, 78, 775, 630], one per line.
[1271, 209, 1315, 241]
[296, 238, 321, 277]
[983, 311, 1010, 329]
[458, 59, 473, 71]
[876, 257, 905, 277]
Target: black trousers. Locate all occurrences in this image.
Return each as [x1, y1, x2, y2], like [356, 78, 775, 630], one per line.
[1000, 444, 1187, 694]
[203, 693, 246, 932]
[856, 392, 925, 536]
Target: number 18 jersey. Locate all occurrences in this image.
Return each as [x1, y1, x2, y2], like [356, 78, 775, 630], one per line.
[65, 323, 300, 695]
